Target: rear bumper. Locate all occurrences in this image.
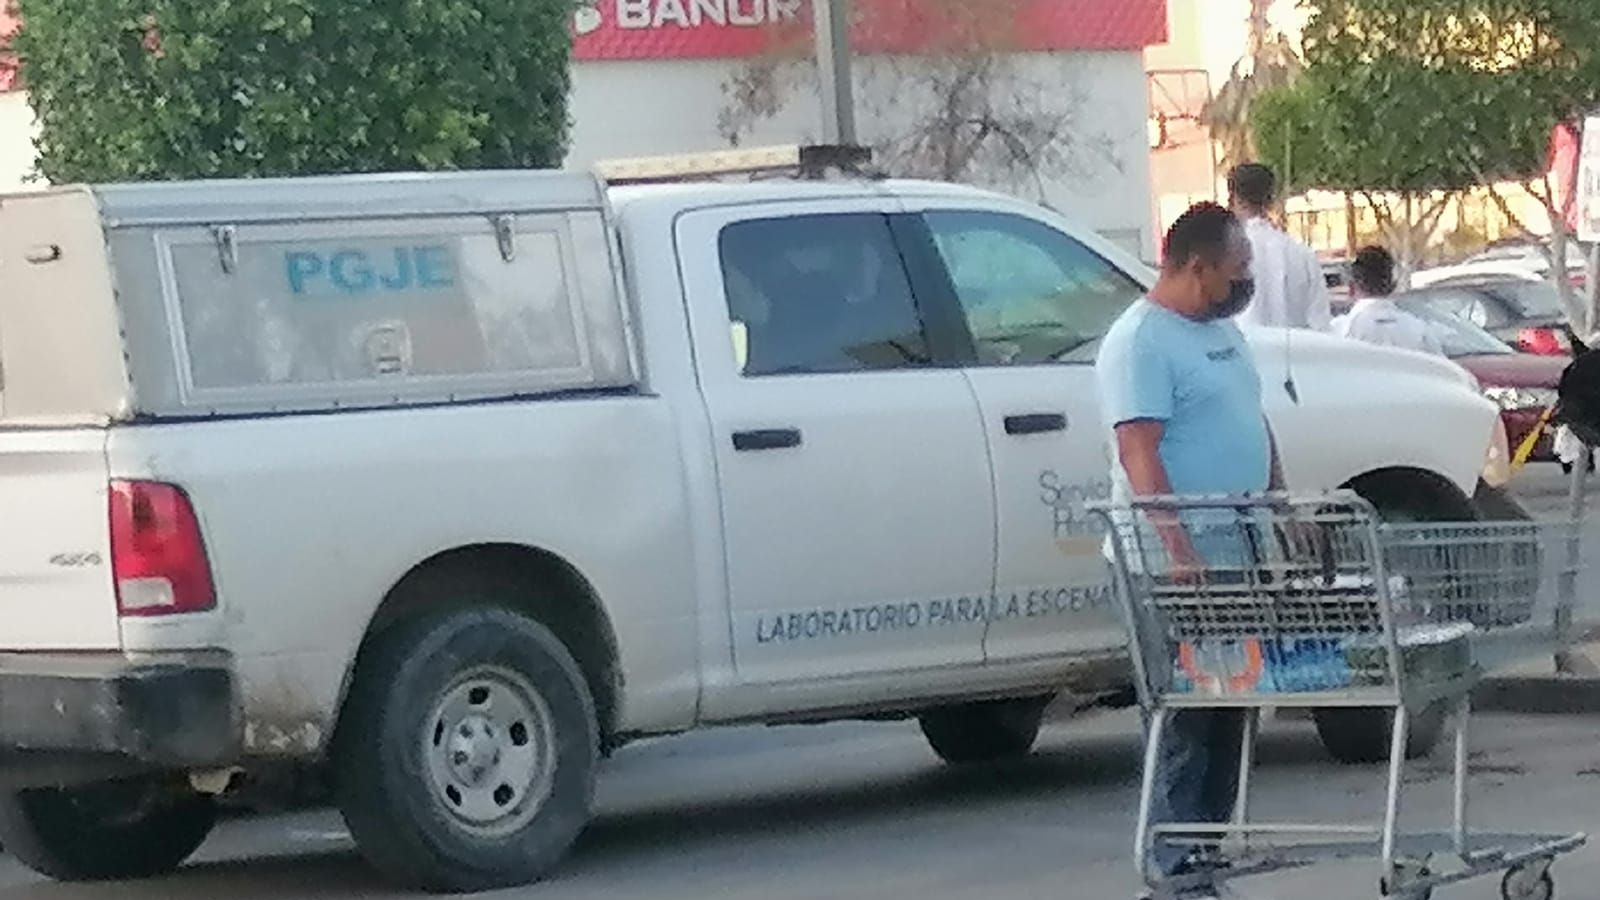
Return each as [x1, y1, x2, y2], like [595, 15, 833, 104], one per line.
[0, 652, 240, 769]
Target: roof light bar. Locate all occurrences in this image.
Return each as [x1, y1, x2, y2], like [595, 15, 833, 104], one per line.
[594, 144, 872, 185]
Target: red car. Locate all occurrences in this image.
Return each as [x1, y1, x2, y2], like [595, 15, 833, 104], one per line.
[1398, 298, 1565, 462]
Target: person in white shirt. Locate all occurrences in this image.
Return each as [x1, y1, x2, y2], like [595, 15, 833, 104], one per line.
[1227, 163, 1333, 331]
[1331, 245, 1445, 355]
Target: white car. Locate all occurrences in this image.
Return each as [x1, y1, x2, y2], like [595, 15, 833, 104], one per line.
[1413, 249, 1586, 291]
[0, 155, 1506, 891]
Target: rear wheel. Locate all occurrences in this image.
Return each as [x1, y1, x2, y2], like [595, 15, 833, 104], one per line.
[1313, 703, 1448, 765]
[918, 696, 1049, 764]
[335, 600, 598, 893]
[0, 777, 215, 881]
[1310, 474, 1474, 764]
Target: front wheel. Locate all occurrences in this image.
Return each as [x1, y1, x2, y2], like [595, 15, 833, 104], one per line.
[1502, 863, 1556, 900]
[335, 605, 599, 893]
[1311, 476, 1476, 764]
[0, 777, 215, 881]
[1311, 703, 1447, 764]
[918, 697, 1049, 764]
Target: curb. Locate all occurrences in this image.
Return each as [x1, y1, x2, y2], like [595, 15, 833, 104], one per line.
[1473, 675, 1600, 715]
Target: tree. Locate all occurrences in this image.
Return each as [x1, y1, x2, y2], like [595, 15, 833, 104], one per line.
[1252, 0, 1600, 323]
[1251, 68, 1467, 275]
[717, 0, 1121, 202]
[1200, 0, 1302, 174]
[13, 0, 572, 183]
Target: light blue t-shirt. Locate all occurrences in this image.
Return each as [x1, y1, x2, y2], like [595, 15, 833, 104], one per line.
[1095, 299, 1270, 501]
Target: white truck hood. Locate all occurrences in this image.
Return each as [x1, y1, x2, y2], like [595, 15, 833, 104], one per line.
[1244, 325, 1483, 392]
[1242, 325, 1499, 496]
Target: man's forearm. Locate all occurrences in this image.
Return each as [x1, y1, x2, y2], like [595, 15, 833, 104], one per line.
[1115, 428, 1195, 563]
[1122, 446, 1174, 499]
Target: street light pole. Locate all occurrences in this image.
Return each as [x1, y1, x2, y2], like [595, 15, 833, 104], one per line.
[813, 0, 857, 146]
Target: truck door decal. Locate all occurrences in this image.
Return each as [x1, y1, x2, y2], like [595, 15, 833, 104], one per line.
[1038, 469, 1110, 554]
[753, 584, 1114, 645]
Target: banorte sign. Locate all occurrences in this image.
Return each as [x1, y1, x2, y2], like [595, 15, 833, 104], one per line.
[571, 0, 1167, 61]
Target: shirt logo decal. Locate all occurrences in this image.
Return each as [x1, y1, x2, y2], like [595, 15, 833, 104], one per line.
[1206, 347, 1240, 362]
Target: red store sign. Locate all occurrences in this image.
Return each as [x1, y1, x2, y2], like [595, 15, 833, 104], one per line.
[572, 0, 1167, 61]
[0, 5, 19, 92]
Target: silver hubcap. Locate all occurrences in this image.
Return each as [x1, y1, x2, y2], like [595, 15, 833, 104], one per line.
[423, 667, 556, 834]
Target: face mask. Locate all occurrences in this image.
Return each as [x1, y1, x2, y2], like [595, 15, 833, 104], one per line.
[1210, 277, 1255, 319]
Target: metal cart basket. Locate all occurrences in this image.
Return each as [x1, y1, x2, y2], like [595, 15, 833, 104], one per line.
[1091, 492, 1587, 900]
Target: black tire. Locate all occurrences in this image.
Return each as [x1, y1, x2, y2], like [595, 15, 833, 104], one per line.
[0, 777, 215, 881]
[1473, 481, 1543, 625]
[1309, 475, 1475, 764]
[918, 697, 1049, 764]
[1474, 482, 1532, 522]
[1502, 865, 1555, 900]
[1312, 702, 1448, 765]
[335, 602, 598, 893]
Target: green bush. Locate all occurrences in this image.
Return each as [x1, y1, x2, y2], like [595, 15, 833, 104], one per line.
[1250, 0, 1600, 196]
[14, 0, 571, 183]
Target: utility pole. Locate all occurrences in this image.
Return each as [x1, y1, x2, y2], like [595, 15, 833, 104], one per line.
[812, 0, 857, 145]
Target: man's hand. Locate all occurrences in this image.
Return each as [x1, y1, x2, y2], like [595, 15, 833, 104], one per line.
[1161, 524, 1207, 584]
[1115, 420, 1209, 582]
[1266, 418, 1286, 492]
[1261, 419, 1331, 575]
[1278, 514, 1324, 565]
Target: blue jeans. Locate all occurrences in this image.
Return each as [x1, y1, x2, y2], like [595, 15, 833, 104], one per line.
[1145, 708, 1247, 877]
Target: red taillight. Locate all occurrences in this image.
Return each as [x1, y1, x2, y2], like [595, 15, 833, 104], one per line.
[1518, 327, 1568, 356]
[109, 480, 216, 617]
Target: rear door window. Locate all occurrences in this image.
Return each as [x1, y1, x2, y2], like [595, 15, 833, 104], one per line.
[717, 214, 931, 376]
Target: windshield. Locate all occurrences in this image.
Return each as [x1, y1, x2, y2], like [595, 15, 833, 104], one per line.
[1393, 298, 1513, 357]
[1483, 280, 1564, 317]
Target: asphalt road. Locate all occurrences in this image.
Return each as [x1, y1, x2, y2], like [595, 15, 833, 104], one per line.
[1, 466, 1597, 900]
[1508, 461, 1595, 521]
[2, 710, 1597, 900]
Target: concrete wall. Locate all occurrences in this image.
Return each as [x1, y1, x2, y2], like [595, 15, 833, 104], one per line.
[0, 91, 37, 191]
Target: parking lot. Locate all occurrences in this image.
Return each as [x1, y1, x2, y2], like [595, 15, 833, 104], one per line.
[1, 709, 1597, 900]
[0, 465, 1596, 900]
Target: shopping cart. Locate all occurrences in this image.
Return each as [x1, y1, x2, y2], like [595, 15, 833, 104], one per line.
[1090, 492, 1587, 900]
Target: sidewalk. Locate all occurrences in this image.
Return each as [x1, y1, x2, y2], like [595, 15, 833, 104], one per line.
[1474, 466, 1600, 714]
[1477, 633, 1600, 714]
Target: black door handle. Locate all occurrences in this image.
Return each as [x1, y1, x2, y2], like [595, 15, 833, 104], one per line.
[1004, 413, 1067, 435]
[732, 428, 803, 452]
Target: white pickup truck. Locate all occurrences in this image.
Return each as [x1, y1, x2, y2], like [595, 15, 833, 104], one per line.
[0, 151, 1512, 891]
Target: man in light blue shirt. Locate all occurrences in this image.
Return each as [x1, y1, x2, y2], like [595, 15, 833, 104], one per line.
[1095, 202, 1287, 895]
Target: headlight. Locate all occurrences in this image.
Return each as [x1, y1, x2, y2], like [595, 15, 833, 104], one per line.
[1483, 416, 1512, 488]
[1482, 385, 1558, 410]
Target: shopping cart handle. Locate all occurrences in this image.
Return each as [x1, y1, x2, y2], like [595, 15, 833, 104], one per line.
[1087, 490, 1373, 515]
